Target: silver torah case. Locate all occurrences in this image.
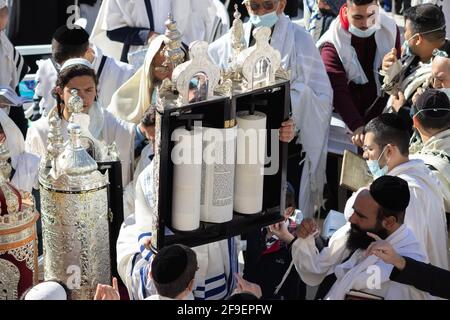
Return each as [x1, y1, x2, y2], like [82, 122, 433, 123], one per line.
[39, 123, 111, 300]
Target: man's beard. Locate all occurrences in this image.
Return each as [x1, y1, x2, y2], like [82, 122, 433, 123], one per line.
[346, 222, 388, 251]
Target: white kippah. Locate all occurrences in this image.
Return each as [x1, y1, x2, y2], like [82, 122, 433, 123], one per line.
[0, 0, 7, 9]
[24, 281, 68, 300]
[60, 58, 94, 73]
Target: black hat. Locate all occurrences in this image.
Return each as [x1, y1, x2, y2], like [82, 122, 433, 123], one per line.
[414, 89, 450, 118]
[370, 175, 410, 212]
[53, 25, 89, 46]
[151, 245, 188, 284]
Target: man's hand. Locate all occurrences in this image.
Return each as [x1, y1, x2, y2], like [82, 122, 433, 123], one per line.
[351, 126, 365, 148]
[296, 217, 319, 239]
[93, 277, 120, 300]
[391, 91, 406, 113]
[279, 118, 295, 143]
[382, 48, 398, 71]
[269, 221, 294, 243]
[233, 273, 262, 299]
[365, 233, 406, 270]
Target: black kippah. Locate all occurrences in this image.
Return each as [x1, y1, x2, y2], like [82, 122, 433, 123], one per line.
[152, 245, 188, 284]
[370, 175, 410, 212]
[53, 25, 89, 46]
[414, 89, 450, 118]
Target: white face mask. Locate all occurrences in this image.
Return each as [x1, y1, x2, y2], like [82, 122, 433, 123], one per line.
[348, 24, 378, 38]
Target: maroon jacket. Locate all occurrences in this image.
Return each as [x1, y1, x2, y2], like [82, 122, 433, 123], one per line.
[320, 30, 401, 131]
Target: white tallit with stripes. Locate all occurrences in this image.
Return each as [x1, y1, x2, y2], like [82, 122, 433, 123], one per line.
[0, 30, 28, 88]
[118, 161, 238, 300]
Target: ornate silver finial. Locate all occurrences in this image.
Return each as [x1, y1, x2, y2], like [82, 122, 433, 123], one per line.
[230, 5, 246, 71]
[172, 41, 220, 105]
[57, 123, 98, 176]
[163, 13, 185, 69]
[0, 141, 11, 181]
[67, 89, 84, 123]
[44, 114, 65, 174]
[237, 27, 282, 90]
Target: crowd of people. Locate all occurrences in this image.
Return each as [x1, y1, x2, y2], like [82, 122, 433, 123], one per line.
[1, 0, 449, 300]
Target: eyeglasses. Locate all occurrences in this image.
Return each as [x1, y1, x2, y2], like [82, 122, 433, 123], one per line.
[244, 0, 279, 11]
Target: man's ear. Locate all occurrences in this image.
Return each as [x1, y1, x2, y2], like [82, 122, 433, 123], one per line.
[55, 86, 64, 102]
[187, 278, 195, 292]
[382, 216, 397, 230]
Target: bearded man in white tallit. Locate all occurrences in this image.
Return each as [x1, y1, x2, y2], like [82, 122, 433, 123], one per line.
[272, 176, 431, 300]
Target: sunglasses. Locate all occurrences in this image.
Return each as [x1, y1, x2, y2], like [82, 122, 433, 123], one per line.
[245, 0, 279, 11]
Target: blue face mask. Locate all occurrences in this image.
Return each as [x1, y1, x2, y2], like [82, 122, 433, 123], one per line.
[249, 10, 279, 28]
[348, 24, 377, 38]
[366, 147, 389, 179]
[401, 34, 418, 57]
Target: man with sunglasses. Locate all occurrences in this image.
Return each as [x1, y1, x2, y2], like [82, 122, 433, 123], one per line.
[209, 0, 333, 220]
[317, 0, 400, 148]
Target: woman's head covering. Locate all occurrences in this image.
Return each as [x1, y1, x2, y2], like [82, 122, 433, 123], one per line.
[108, 35, 166, 124]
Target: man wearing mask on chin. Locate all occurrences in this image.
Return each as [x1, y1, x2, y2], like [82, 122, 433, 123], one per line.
[317, 0, 400, 148]
[343, 113, 448, 270]
[382, 4, 450, 131]
[209, 0, 333, 217]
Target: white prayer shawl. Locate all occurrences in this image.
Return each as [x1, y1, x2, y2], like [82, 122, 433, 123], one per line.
[292, 223, 430, 300]
[91, 0, 217, 61]
[24, 103, 136, 185]
[0, 30, 28, 88]
[410, 129, 450, 213]
[123, 144, 153, 219]
[121, 161, 238, 300]
[0, 108, 39, 193]
[344, 160, 448, 269]
[92, 45, 136, 109]
[209, 14, 333, 216]
[34, 59, 58, 116]
[316, 10, 397, 95]
[108, 35, 164, 124]
[34, 45, 135, 115]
